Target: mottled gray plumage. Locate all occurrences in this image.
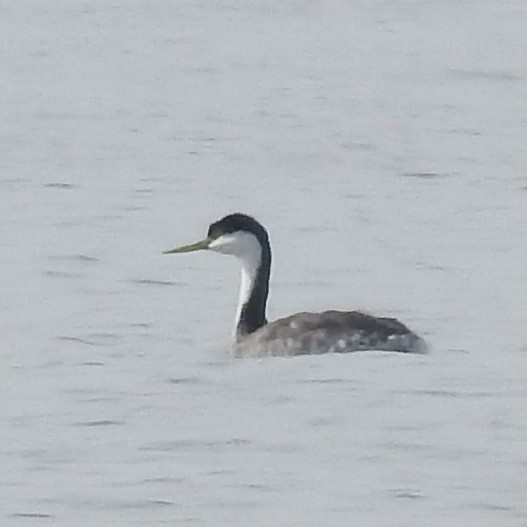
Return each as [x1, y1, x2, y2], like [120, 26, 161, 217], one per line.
[233, 310, 427, 358]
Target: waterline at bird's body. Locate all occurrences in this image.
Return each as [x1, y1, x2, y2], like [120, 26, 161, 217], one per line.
[164, 213, 427, 358]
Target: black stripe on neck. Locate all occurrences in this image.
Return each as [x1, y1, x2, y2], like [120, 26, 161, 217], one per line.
[236, 242, 271, 340]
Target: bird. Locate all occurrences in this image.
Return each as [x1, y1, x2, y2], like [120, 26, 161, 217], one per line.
[164, 213, 427, 358]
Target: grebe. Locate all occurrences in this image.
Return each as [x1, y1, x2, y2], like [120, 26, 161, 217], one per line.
[164, 213, 427, 357]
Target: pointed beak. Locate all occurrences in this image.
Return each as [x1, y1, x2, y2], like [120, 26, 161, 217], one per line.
[163, 238, 211, 254]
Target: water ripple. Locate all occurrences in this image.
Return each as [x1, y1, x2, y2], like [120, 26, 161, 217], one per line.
[166, 376, 206, 385]
[57, 333, 122, 346]
[400, 172, 451, 180]
[43, 182, 76, 190]
[74, 419, 125, 427]
[128, 279, 186, 287]
[10, 512, 54, 519]
[49, 254, 100, 263]
[141, 438, 252, 452]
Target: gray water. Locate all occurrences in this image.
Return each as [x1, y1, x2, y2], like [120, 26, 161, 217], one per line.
[2, 1, 527, 525]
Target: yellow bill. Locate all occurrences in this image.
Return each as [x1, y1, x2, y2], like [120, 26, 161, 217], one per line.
[163, 238, 211, 254]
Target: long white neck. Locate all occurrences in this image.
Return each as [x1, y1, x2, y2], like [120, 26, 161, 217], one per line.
[233, 247, 261, 337]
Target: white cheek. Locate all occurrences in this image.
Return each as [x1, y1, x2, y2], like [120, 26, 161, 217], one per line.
[208, 233, 239, 255]
[208, 232, 261, 262]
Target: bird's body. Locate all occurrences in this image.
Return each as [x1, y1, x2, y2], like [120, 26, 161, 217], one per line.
[165, 213, 427, 357]
[233, 310, 426, 358]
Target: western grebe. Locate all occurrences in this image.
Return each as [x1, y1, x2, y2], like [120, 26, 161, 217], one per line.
[164, 213, 427, 357]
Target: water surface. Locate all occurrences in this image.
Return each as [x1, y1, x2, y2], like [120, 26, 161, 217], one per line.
[2, 1, 527, 525]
